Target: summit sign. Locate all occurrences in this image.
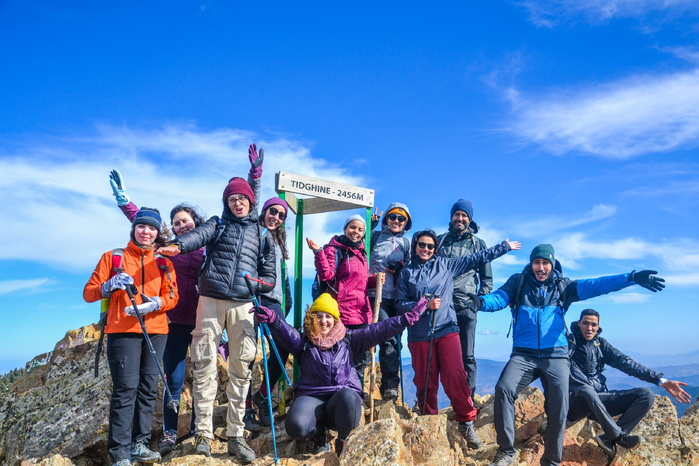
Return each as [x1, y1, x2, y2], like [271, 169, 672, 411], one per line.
[276, 171, 374, 209]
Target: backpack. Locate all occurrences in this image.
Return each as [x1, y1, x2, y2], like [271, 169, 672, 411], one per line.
[95, 248, 172, 377]
[311, 247, 344, 301]
[507, 262, 576, 355]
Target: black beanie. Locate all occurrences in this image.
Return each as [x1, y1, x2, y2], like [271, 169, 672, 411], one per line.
[530, 243, 555, 265]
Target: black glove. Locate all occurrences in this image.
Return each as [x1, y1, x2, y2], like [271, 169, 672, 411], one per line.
[386, 260, 404, 274]
[466, 292, 483, 311]
[630, 270, 666, 292]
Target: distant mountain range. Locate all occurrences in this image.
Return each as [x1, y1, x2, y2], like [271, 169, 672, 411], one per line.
[398, 355, 699, 417]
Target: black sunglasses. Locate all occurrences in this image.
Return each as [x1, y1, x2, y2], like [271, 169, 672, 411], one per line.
[388, 213, 407, 222]
[268, 206, 286, 221]
[417, 242, 435, 250]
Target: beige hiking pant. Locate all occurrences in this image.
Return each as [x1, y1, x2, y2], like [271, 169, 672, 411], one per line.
[190, 296, 256, 438]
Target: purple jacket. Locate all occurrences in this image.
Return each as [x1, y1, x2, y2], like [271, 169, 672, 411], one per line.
[120, 202, 202, 326]
[267, 315, 408, 398]
[314, 236, 376, 325]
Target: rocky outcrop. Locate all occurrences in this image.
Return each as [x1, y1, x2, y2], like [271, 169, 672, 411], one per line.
[2, 326, 699, 465]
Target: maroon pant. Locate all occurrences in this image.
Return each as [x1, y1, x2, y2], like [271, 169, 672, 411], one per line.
[408, 331, 476, 422]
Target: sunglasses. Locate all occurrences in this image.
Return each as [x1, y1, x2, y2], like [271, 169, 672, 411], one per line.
[227, 195, 249, 204]
[387, 213, 407, 222]
[268, 206, 286, 221]
[417, 242, 436, 250]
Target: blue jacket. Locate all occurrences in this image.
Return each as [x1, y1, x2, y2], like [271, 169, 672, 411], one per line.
[395, 241, 511, 343]
[480, 265, 634, 358]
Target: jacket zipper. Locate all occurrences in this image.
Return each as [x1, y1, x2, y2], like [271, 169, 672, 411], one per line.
[141, 252, 146, 295]
[537, 287, 545, 355]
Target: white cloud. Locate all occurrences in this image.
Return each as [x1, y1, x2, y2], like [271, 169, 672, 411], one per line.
[507, 69, 699, 158]
[0, 124, 368, 276]
[513, 204, 617, 237]
[479, 329, 500, 336]
[605, 292, 651, 304]
[520, 0, 699, 27]
[0, 279, 51, 296]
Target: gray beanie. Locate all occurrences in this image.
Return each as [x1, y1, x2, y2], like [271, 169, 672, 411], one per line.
[344, 214, 366, 230]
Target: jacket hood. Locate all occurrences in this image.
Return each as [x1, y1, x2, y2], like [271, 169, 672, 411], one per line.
[382, 202, 413, 232]
[448, 220, 480, 236]
[328, 235, 366, 254]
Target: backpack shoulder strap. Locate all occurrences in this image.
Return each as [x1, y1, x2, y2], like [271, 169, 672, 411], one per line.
[154, 253, 174, 299]
[507, 270, 527, 338]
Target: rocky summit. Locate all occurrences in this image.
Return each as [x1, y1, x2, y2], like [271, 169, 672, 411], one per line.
[1, 325, 698, 465]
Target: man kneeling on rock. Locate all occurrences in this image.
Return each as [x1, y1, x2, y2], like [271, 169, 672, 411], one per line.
[568, 308, 691, 461]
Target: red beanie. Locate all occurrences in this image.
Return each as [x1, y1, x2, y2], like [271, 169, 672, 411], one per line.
[222, 177, 255, 204]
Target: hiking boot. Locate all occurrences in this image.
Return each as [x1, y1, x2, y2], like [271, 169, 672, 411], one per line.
[488, 450, 517, 466]
[595, 435, 616, 461]
[192, 434, 211, 457]
[159, 429, 177, 456]
[382, 388, 399, 400]
[334, 438, 346, 457]
[129, 441, 161, 463]
[458, 421, 483, 449]
[312, 430, 331, 453]
[615, 433, 642, 450]
[243, 408, 263, 433]
[228, 436, 256, 463]
[252, 390, 272, 426]
[112, 460, 131, 466]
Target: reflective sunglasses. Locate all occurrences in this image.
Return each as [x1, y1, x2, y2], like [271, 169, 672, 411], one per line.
[387, 213, 407, 222]
[417, 242, 436, 250]
[268, 206, 286, 221]
[227, 195, 249, 204]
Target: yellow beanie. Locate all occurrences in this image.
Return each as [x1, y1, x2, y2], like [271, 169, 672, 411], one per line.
[308, 293, 341, 320]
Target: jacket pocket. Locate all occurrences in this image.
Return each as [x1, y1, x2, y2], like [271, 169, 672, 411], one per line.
[234, 326, 257, 365]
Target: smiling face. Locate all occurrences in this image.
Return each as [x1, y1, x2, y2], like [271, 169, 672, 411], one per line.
[579, 314, 600, 341]
[316, 311, 336, 336]
[531, 258, 553, 282]
[172, 210, 196, 236]
[344, 220, 365, 242]
[415, 234, 436, 262]
[263, 204, 286, 231]
[386, 212, 407, 233]
[134, 223, 158, 247]
[451, 210, 470, 234]
[227, 194, 250, 218]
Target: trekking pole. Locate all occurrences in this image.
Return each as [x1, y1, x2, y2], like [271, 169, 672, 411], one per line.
[398, 336, 404, 406]
[124, 284, 179, 413]
[242, 274, 280, 464]
[422, 294, 440, 415]
[369, 273, 383, 422]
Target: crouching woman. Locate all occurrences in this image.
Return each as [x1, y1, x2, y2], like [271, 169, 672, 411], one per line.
[83, 208, 179, 465]
[252, 293, 428, 456]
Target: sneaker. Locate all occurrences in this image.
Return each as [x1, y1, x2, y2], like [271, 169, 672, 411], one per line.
[488, 450, 517, 466]
[112, 460, 131, 466]
[334, 438, 345, 457]
[595, 435, 616, 461]
[193, 434, 211, 457]
[252, 390, 272, 427]
[159, 429, 177, 455]
[312, 430, 331, 453]
[228, 436, 256, 463]
[129, 441, 161, 463]
[458, 421, 483, 449]
[382, 388, 399, 400]
[243, 408, 263, 433]
[615, 433, 642, 450]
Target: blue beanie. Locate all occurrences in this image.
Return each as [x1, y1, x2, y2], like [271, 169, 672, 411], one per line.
[451, 199, 474, 220]
[133, 208, 163, 232]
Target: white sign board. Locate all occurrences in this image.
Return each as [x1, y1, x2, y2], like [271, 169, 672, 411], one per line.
[276, 171, 374, 209]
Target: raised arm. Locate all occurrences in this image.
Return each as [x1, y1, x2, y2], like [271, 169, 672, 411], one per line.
[446, 239, 519, 277]
[109, 169, 140, 222]
[254, 306, 305, 357]
[247, 143, 263, 214]
[313, 243, 339, 282]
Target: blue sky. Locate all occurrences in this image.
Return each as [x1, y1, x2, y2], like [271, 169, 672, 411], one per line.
[1, 1, 698, 374]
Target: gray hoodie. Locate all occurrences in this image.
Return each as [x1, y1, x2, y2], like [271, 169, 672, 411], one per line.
[368, 202, 412, 300]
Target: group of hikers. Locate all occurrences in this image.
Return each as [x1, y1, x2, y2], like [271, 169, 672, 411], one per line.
[83, 143, 691, 466]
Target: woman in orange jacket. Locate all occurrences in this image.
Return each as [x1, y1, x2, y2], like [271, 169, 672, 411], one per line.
[83, 207, 178, 466]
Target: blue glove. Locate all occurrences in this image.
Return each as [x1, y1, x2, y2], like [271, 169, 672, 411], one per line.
[101, 272, 134, 297]
[630, 270, 666, 292]
[109, 170, 130, 206]
[249, 305, 276, 324]
[404, 297, 429, 326]
[125, 295, 162, 316]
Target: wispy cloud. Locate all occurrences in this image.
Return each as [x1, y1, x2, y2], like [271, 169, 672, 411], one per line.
[520, 0, 699, 27]
[0, 279, 51, 296]
[479, 329, 500, 336]
[0, 124, 367, 275]
[507, 69, 699, 158]
[605, 292, 651, 304]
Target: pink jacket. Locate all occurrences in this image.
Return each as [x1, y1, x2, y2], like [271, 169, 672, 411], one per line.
[314, 235, 376, 325]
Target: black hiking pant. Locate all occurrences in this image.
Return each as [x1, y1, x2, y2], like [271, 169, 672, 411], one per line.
[568, 386, 654, 441]
[107, 332, 166, 462]
[285, 388, 363, 441]
[456, 307, 478, 400]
